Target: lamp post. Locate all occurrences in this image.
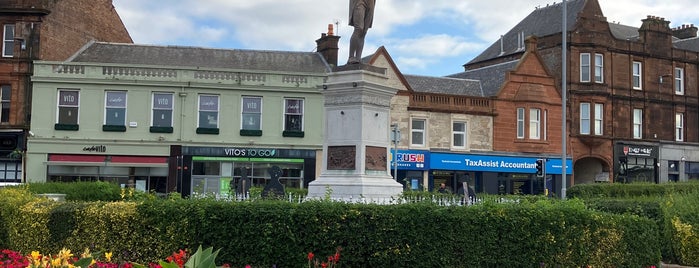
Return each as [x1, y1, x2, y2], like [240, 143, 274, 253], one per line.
[391, 123, 400, 181]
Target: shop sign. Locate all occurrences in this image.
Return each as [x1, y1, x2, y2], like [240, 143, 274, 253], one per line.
[430, 153, 572, 175]
[622, 145, 654, 157]
[390, 150, 429, 170]
[82, 145, 106, 152]
[224, 148, 277, 157]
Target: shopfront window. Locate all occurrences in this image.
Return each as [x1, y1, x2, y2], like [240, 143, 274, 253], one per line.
[686, 162, 699, 181]
[191, 159, 305, 195]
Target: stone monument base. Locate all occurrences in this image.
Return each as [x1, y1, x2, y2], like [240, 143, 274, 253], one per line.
[306, 174, 403, 202]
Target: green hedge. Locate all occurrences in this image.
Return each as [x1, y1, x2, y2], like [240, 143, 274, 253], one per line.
[0, 188, 660, 267]
[567, 181, 699, 199]
[15, 181, 123, 201]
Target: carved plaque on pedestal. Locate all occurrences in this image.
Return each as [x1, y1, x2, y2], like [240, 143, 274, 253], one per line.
[365, 146, 387, 171]
[327, 146, 356, 170]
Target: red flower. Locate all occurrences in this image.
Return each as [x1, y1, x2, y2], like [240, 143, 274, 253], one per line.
[333, 252, 340, 263]
[307, 252, 314, 261]
[321, 262, 328, 268]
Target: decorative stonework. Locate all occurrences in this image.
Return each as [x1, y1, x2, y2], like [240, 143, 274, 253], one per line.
[365, 146, 387, 171]
[103, 66, 177, 77]
[327, 146, 355, 170]
[325, 93, 391, 107]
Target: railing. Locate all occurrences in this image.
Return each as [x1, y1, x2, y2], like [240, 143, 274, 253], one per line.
[409, 93, 493, 114]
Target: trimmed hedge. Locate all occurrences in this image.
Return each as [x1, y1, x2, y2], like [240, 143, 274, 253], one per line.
[17, 181, 122, 201]
[567, 181, 699, 199]
[0, 188, 660, 267]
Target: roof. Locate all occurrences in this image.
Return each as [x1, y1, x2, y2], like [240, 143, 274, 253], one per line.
[674, 37, 699, 52]
[68, 42, 331, 73]
[466, 0, 586, 65]
[448, 60, 519, 97]
[404, 75, 483, 97]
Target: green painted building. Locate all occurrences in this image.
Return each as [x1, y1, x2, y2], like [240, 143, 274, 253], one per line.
[28, 42, 330, 195]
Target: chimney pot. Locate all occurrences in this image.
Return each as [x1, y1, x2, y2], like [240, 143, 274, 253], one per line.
[327, 24, 334, 36]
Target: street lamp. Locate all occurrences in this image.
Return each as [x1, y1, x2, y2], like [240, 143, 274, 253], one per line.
[390, 123, 400, 180]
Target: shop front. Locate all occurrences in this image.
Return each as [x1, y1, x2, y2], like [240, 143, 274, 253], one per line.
[614, 142, 658, 183]
[175, 146, 317, 196]
[389, 150, 430, 190]
[430, 153, 572, 196]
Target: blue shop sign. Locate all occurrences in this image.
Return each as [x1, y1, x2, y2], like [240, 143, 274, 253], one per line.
[390, 150, 430, 170]
[430, 153, 572, 175]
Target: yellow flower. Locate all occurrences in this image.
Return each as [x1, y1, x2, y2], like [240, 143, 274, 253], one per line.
[30, 251, 41, 260]
[50, 257, 62, 267]
[58, 248, 73, 259]
[105, 251, 113, 262]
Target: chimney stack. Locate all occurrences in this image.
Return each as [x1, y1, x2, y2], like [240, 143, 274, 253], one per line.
[672, 24, 698, 39]
[316, 24, 341, 67]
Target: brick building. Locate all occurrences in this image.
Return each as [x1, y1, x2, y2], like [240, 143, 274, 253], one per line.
[463, 0, 699, 186]
[0, 0, 132, 183]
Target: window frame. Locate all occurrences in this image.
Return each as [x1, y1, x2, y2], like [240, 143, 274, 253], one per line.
[410, 118, 426, 147]
[594, 103, 603, 135]
[676, 112, 684, 142]
[580, 53, 591, 82]
[580, 102, 590, 135]
[2, 24, 14, 57]
[529, 108, 541, 140]
[0, 85, 10, 123]
[242, 96, 263, 131]
[675, 67, 684, 95]
[633, 108, 643, 139]
[151, 92, 174, 128]
[632, 61, 642, 90]
[516, 108, 525, 139]
[283, 98, 304, 132]
[104, 91, 127, 126]
[452, 121, 467, 149]
[198, 94, 220, 129]
[56, 89, 80, 125]
[594, 53, 604, 83]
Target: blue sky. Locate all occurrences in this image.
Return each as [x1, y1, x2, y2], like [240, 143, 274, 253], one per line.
[113, 0, 699, 77]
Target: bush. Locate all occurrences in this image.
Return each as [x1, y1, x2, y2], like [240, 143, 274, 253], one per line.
[15, 181, 123, 201]
[567, 181, 699, 199]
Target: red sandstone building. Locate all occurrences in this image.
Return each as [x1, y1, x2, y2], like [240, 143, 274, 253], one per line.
[461, 0, 699, 186]
[0, 0, 132, 183]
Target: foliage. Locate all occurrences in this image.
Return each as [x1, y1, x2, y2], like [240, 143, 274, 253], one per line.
[567, 181, 699, 199]
[10, 181, 123, 201]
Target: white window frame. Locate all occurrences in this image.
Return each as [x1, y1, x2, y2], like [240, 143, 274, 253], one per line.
[411, 118, 426, 146]
[580, 53, 591, 82]
[0, 85, 10, 123]
[56, 89, 80, 125]
[594, 103, 603, 135]
[2, 24, 14, 57]
[241, 96, 262, 130]
[529, 108, 540, 139]
[676, 113, 684, 142]
[198, 94, 220, 129]
[633, 109, 643, 139]
[104, 91, 127, 126]
[452, 121, 467, 149]
[516, 108, 525, 139]
[594, 54, 604, 83]
[632, 61, 642, 90]
[675, 67, 684, 95]
[151, 92, 174, 128]
[283, 98, 304, 132]
[580, 103, 590, 135]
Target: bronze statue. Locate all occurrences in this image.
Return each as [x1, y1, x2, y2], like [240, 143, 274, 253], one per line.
[348, 0, 375, 64]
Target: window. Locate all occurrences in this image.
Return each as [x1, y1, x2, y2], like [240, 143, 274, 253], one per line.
[594, 103, 603, 135]
[411, 118, 425, 146]
[242, 96, 262, 130]
[2, 24, 14, 57]
[529, 108, 540, 139]
[632, 61, 642, 89]
[594, 54, 604, 83]
[675, 67, 684, 95]
[580, 53, 590, 82]
[0, 161, 21, 182]
[1, 85, 10, 123]
[676, 113, 684, 142]
[580, 103, 590, 135]
[633, 109, 643, 139]
[198, 95, 219, 128]
[283, 98, 303, 131]
[452, 121, 466, 148]
[57, 90, 79, 125]
[104, 91, 127, 126]
[152, 93, 173, 127]
[516, 108, 525, 139]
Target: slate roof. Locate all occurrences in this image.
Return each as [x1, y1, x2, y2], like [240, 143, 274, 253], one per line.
[404, 75, 483, 97]
[674, 37, 699, 52]
[67, 42, 331, 73]
[466, 0, 585, 65]
[448, 60, 519, 97]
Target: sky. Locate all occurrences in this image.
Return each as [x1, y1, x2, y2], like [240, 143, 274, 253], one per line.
[112, 0, 699, 77]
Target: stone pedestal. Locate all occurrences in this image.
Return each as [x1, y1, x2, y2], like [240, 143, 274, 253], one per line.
[306, 64, 403, 201]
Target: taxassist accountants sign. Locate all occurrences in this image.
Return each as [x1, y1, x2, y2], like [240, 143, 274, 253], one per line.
[431, 153, 572, 175]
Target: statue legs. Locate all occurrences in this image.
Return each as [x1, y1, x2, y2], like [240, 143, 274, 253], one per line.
[348, 4, 368, 64]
